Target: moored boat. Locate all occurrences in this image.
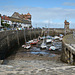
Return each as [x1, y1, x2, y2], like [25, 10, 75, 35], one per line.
[49, 45, 56, 51]
[40, 39, 47, 49]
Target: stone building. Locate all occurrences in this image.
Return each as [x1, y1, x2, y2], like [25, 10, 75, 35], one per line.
[64, 20, 70, 34]
[11, 12, 32, 28]
[64, 20, 70, 30]
[12, 12, 31, 21]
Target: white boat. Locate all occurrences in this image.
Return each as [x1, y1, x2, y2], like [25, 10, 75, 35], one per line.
[59, 34, 63, 38]
[40, 40, 47, 49]
[22, 45, 26, 48]
[22, 43, 31, 49]
[40, 43, 47, 49]
[40, 36, 45, 40]
[46, 39, 52, 43]
[28, 40, 33, 43]
[49, 46, 56, 51]
[22, 29, 31, 49]
[54, 36, 60, 40]
[25, 44, 31, 49]
[46, 35, 52, 39]
[59, 38, 63, 41]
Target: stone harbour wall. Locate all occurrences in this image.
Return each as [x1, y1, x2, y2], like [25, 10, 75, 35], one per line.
[0, 29, 41, 59]
[0, 28, 74, 60]
[61, 34, 75, 65]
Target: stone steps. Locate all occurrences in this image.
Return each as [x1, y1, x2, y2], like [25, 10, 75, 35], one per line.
[0, 60, 75, 75]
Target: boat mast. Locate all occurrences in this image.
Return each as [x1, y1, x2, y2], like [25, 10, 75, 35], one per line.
[48, 21, 50, 36]
[24, 28, 26, 44]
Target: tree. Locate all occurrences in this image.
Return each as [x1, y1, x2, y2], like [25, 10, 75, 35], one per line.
[1, 20, 10, 28]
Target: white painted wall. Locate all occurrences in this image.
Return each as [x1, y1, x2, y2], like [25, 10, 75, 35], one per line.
[21, 23, 31, 28]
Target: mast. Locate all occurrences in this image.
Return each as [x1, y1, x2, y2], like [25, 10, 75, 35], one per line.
[24, 28, 26, 44]
[48, 21, 50, 36]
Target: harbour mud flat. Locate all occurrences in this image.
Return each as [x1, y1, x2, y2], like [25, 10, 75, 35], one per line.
[1, 41, 75, 75]
[3, 41, 62, 64]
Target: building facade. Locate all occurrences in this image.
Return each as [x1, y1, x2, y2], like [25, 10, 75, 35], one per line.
[64, 20, 69, 30]
[64, 20, 70, 34]
[1, 15, 12, 25]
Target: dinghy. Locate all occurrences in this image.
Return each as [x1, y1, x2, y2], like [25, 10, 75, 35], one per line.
[40, 39, 47, 49]
[49, 45, 56, 51]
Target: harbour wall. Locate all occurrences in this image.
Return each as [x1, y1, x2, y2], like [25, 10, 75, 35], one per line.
[0, 28, 74, 60]
[0, 29, 41, 59]
[61, 34, 75, 65]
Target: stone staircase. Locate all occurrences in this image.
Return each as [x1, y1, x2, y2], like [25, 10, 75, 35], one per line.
[0, 60, 75, 75]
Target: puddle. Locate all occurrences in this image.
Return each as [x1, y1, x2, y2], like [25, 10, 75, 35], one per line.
[49, 54, 56, 57]
[30, 47, 41, 52]
[31, 52, 49, 55]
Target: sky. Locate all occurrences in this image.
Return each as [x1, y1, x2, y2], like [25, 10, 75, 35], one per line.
[0, 0, 75, 28]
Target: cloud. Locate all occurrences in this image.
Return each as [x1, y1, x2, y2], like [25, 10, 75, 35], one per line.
[0, 6, 75, 28]
[63, 2, 75, 6]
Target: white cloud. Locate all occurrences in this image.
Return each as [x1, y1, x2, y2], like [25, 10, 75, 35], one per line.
[0, 6, 75, 28]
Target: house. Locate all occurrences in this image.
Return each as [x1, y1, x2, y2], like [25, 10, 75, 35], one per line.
[21, 23, 32, 29]
[0, 14, 3, 30]
[1, 15, 12, 25]
[11, 12, 32, 28]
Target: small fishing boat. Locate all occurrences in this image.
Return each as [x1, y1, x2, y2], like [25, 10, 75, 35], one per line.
[30, 40, 38, 45]
[46, 35, 53, 43]
[59, 34, 63, 38]
[22, 28, 31, 49]
[25, 44, 31, 49]
[30, 39, 38, 45]
[40, 39, 47, 49]
[49, 45, 56, 51]
[22, 43, 31, 49]
[22, 45, 26, 48]
[28, 40, 33, 43]
[40, 36, 45, 40]
[59, 37, 63, 41]
[54, 36, 60, 40]
[46, 38, 53, 43]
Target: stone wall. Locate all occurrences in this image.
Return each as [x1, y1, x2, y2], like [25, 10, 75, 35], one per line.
[61, 34, 75, 65]
[0, 28, 74, 60]
[0, 29, 41, 59]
